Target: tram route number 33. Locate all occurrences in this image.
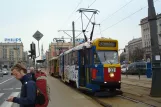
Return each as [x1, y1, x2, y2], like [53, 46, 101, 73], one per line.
[108, 68, 116, 72]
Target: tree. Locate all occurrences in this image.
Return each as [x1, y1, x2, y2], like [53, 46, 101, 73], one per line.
[120, 52, 126, 63]
[130, 48, 145, 62]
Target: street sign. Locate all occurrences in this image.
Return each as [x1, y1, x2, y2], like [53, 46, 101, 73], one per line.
[33, 31, 43, 41]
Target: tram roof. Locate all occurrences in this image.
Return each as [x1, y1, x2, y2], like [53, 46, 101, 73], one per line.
[49, 56, 58, 61]
[63, 37, 118, 55]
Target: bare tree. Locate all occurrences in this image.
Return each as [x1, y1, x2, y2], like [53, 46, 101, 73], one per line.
[120, 52, 126, 63]
[130, 48, 145, 62]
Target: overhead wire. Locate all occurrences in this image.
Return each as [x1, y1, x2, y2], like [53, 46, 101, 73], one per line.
[100, 0, 135, 24]
[101, 0, 160, 33]
[59, 0, 83, 30]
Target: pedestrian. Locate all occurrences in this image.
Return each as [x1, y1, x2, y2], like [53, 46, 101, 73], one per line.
[27, 67, 36, 82]
[35, 68, 49, 107]
[7, 63, 36, 107]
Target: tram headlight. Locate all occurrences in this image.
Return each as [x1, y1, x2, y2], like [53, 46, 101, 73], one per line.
[109, 73, 114, 78]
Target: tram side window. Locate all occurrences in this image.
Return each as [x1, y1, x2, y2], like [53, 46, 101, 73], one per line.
[65, 55, 67, 66]
[67, 54, 69, 65]
[68, 52, 72, 65]
[73, 51, 78, 65]
[94, 52, 100, 64]
[64, 55, 66, 66]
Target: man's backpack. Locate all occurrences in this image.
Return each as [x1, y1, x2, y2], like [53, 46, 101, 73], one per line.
[24, 82, 45, 105]
[34, 71, 50, 107]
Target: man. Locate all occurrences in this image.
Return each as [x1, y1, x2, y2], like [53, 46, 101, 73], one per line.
[27, 67, 36, 82]
[7, 63, 36, 107]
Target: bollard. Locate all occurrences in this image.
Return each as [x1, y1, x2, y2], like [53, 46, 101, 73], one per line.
[146, 62, 152, 78]
[126, 68, 128, 78]
[138, 69, 140, 80]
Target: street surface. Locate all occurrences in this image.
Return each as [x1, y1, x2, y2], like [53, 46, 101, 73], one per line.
[0, 74, 21, 107]
[1, 70, 161, 107]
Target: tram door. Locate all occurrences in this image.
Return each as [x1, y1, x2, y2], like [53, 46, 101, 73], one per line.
[79, 49, 86, 86]
[85, 48, 92, 84]
[62, 56, 65, 80]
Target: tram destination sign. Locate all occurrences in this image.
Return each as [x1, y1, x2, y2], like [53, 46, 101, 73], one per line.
[98, 41, 116, 47]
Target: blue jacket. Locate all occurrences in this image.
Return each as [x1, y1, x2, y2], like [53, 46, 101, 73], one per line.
[27, 72, 36, 82]
[13, 75, 36, 107]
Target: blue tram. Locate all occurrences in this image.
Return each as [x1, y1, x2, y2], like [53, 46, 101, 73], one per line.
[58, 38, 122, 95]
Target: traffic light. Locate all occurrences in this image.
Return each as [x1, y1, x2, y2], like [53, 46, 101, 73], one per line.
[31, 43, 36, 57]
[28, 42, 36, 59]
[28, 50, 33, 58]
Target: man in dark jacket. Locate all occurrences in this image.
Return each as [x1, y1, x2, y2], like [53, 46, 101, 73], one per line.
[7, 63, 36, 107]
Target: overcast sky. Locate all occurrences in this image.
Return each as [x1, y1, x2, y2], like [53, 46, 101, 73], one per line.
[0, 0, 161, 59]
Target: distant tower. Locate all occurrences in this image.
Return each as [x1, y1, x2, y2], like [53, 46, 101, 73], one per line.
[41, 44, 44, 60]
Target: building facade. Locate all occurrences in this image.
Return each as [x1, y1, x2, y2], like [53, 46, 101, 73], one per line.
[140, 13, 161, 59]
[128, 37, 143, 62]
[125, 45, 129, 61]
[0, 42, 24, 67]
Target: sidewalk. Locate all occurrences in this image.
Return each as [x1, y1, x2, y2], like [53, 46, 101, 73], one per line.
[41, 68, 102, 107]
[121, 75, 152, 88]
[121, 74, 161, 107]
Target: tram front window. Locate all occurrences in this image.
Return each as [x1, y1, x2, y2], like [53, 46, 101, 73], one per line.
[97, 51, 119, 64]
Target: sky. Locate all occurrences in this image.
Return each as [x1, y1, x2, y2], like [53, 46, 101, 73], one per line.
[0, 0, 161, 59]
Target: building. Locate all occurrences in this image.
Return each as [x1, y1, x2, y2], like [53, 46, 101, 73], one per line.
[0, 42, 24, 67]
[140, 13, 161, 59]
[22, 51, 29, 66]
[128, 37, 143, 62]
[48, 42, 73, 59]
[125, 45, 129, 61]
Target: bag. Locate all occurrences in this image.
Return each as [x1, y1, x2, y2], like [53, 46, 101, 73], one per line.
[24, 82, 46, 105]
[34, 71, 50, 106]
[36, 88, 46, 105]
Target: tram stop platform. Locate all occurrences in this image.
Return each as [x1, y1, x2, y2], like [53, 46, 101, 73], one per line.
[121, 74, 161, 107]
[42, 69, 102, 107]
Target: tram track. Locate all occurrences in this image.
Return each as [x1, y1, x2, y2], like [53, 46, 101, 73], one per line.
[121, 81, 151, 89]
[91, 95, 157, 107]
[53, 76, 160, 107]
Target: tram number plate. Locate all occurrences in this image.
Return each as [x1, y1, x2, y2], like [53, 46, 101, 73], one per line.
[108, 68, 116, 72]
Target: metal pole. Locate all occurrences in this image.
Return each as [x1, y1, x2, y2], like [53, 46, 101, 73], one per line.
[148, 0, 161, 97]
[72, 21, 75, 47]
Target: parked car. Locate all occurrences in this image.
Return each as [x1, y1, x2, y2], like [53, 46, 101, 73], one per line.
[0, 69, 3, 77]
[121, 64, 128, 74]
[2, 69, 9, 75]
[126, 62, 147, 75]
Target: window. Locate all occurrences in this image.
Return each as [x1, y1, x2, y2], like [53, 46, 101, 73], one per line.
[72, 51, 78, 65]
[94, 52, 100, 64]
[97, 51, 119, 64]
[68, 52, 72, 65]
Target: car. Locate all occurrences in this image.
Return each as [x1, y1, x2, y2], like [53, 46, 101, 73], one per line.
[2, 69, 9, 75]
[126, 62, 147, 75]
[121, 64, 128, 74]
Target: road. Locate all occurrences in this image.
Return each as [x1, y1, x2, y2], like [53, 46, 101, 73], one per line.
[0, 74, 21, 107]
